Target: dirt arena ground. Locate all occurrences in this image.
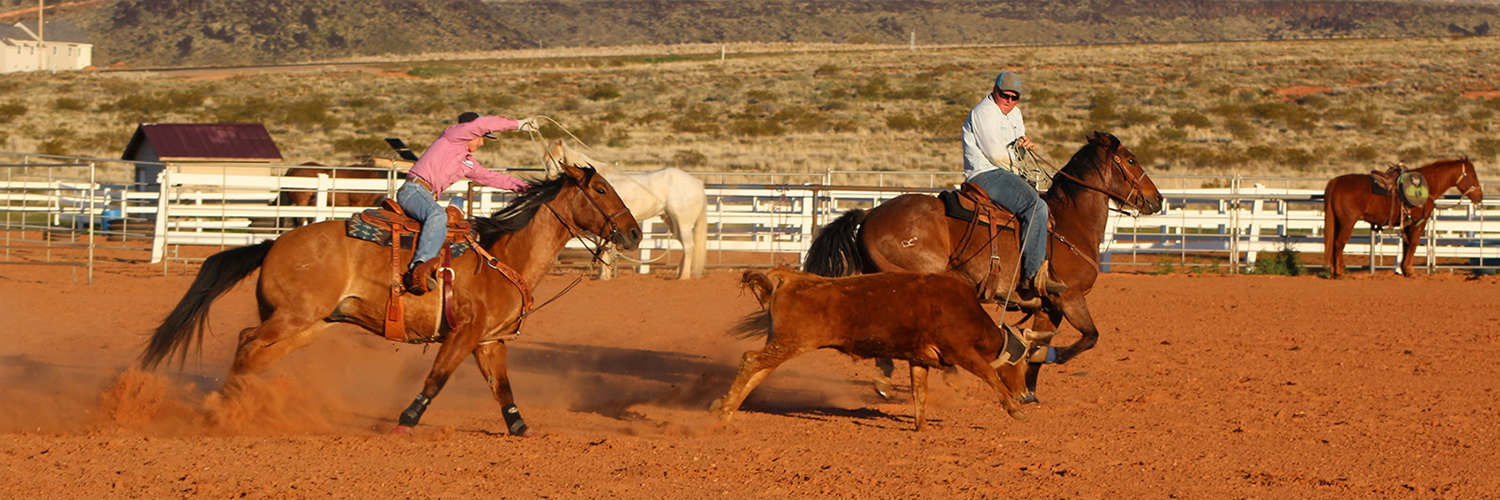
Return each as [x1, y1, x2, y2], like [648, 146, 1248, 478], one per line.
[1, 256, 1497, 498]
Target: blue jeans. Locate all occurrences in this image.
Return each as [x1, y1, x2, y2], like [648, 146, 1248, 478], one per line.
[397, 181, 445, 267]
[969, 169, 1048, 279]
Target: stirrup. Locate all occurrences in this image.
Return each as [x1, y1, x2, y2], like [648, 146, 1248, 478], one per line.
[404, 260, 441, 295]
[1034, 261, 1068, 295]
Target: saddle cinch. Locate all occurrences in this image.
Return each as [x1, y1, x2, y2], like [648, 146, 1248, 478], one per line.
[936, 182, 1029, 301]
[346, 199, 533, 343]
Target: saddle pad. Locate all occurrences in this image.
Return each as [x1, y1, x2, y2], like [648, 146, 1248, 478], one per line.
[347, 212, 471, 258]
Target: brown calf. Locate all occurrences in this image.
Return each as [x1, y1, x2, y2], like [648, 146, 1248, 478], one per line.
[712, 267, 1049, 431]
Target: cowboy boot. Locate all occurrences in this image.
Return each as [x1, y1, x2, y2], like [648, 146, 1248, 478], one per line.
[404, 259, 442, 295]
[1031, 260, 1069, 296]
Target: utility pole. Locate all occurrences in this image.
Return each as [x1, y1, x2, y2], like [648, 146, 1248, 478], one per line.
[37, 0, 45, 71]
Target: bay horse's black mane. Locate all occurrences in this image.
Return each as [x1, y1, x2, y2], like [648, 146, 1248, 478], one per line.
[472, 166, 598, 248]
[1045, 132, 1119, 201]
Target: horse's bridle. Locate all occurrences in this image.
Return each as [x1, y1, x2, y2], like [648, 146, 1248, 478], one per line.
[1050, 150, 1152, 215]
[1455, 165, 1482, 201]
[545, 170, 634, 262]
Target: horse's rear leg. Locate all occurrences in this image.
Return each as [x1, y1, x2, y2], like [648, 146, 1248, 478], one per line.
[222, 315, 335, 395]
[711, 345, 807, 421]
[391, 330, 482, 434]
[472, 341, 535, 437]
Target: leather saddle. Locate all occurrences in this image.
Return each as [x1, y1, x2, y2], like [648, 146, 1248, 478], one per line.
[937, 182, 1029, 302]
[346, 199, 476, 342]
[1368, 164, 1428, 208]
[347, 199, 474, 256]
[938, 181, 1020, 230]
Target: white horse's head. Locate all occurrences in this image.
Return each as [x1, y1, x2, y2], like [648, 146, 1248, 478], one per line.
[545, 139, 617, 177]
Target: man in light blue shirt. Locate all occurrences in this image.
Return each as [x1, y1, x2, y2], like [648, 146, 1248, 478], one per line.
[961, 71, 1066, 296]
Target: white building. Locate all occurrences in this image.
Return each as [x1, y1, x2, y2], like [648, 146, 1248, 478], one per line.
[0, 20, 92, 73]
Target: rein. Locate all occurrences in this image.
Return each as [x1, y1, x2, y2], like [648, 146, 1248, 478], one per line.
[1026, 148, 1150, 216]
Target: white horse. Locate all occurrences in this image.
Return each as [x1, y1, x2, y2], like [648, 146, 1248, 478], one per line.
[544, 140, 708, 279]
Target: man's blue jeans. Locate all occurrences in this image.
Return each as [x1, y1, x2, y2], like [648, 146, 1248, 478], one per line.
[968, 169, 1048, 279]
[397, 181, 445, 268]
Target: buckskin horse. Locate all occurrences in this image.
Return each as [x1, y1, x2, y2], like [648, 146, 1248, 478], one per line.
[140, 161, 642, 436]
[803, 131, 1164, 403]
[1323, 157, 1483, 277]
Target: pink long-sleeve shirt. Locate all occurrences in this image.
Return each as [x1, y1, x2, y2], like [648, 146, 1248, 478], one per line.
[408, 116, 528, 193]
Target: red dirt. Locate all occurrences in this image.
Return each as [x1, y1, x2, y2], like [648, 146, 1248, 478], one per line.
[2, 257, 1498, 498]
[1273, 85, 1333, 98]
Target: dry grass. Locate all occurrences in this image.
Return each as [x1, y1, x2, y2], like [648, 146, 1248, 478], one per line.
[3, 37, 1499, 184]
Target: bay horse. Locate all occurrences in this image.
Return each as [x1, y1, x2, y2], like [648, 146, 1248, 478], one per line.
[543, 139, 709, 279]
[140, 161, 642, 436]
[803, 131, 1164, 402]
[713, 268, 1053, 431]
[277, 158, 403, 227]
[1323, 157, 1483, 277]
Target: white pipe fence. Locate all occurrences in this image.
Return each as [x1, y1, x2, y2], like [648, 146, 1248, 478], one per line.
[4, 155, 1499, 282]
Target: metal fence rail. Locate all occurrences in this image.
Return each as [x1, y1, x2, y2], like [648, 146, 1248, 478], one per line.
[4, 153, 1499, 282]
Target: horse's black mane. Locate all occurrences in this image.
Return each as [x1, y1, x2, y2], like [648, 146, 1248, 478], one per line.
[471, 167, 597, 248]
[1046, 132, 1118, 200]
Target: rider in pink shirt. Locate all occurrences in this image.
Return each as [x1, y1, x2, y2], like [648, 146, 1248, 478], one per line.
[400, 112, 539, 294]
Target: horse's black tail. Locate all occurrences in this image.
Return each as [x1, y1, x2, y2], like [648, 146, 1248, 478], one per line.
[803, 209, 868, 277]
[728, 310, 772, 341]
[140, 240, 275, 370]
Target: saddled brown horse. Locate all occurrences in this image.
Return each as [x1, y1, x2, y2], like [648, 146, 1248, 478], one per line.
[141, 162, 642, 436]
[1323, 158, 1483, 277]
[803, 131, 1164, 402]
[277, 159, 404, 226]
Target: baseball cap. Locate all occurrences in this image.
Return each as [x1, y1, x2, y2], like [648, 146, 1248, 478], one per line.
[994, 71, 1023, 96]
[457, 111, 498, 139]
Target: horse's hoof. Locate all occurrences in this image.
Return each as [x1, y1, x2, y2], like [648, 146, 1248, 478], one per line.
[1018, 392, 1040, 405]
[390, 425, 413, 435]
[873, 378, 895, 400]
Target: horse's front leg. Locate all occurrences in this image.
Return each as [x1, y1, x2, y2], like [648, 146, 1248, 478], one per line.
[472, 341, 536, 437]
[1400, 221, 1425, 277]
[1022, 306, 1065, 403]
[391, 327, 482, 434]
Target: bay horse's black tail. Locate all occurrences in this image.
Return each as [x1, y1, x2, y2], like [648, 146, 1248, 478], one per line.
[140, 240, 275, 370]
[803, 209, 868, 277]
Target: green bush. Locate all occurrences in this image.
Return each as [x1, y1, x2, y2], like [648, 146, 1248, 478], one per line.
[283, 97, 338, 130]
[1250, 237, 1304, 276]
[0, 101, 27, 123]
[52, 97, 89, 111]
[884, 113, 921, 131]
[587, 83, 621, 101]
[1087, 90, 1119, 122]
[1472, 137, 1500, 159]
[1170, 109, 1212, 128]
[331, 136, 390, 156]
[674, 149, 707, 167]
[729, 117, 786, 137]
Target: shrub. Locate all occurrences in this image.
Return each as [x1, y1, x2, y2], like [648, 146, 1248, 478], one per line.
[1158, 127, 1188, 141]
[744, 89, 778, 102]
[670, 104, 720, 135]
[813, 64, 840, 77]
[729, 118, 786, 137]
[1250, 237, 1304, 276]
[52, 97, 89, 111]
[331, 136, 389, 156]
[1120, 108, 1158, 127]
[1344, 144, 1380, 162]
[587, 83, 621, 101]
[364, 113, 397, 132]
[283, 97, 338, 130]
[1399, 146, 1428, 162]
[215, 96, 271, 122]
[633, 111, 669, 125]
[1171, 109, 1212, 128]
[0, 101, 27, 123]
[884, 113, 921, 131]
[1472, 137, 1500, 159]
[856, 77, 889, 98]
[1087, 90, 1119, 122]
[674, 149, 707, 167]
[38, 139, 69, 156]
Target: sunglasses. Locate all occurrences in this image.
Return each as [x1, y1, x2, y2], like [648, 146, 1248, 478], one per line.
[996, 92, 1020, 102]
